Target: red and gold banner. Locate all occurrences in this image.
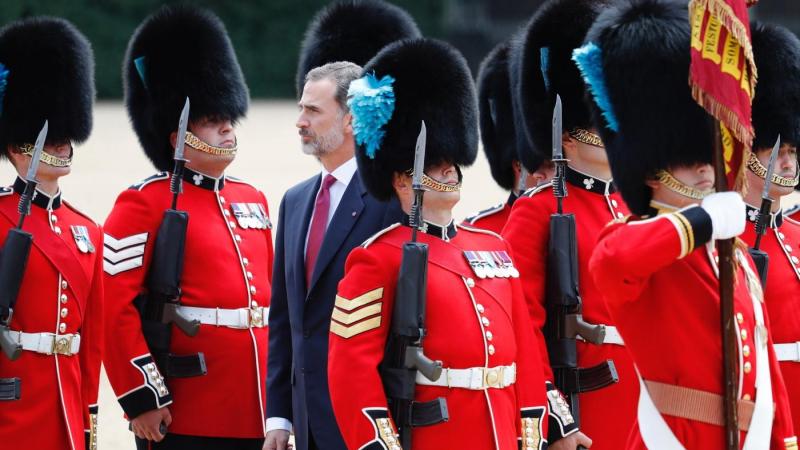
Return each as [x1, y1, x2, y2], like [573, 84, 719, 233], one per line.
[688, 0, 756, 189]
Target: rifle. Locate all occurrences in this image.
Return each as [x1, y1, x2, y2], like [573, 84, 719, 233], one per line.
[748, 136, 781, 286]
[0, 121, 48, 401]
[380, 121, 448, 448]
[135, 97, 205, 382]
[544, 96, 618, 444]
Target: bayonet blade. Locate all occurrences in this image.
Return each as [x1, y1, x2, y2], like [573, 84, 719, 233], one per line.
[762, 135, 781, 200]
[174, 97, 190, 162]
[517, 165, 529, 193]
[412, 120, 427, 190]
[552, 95, 563, 161]
[25, 121, 48, 183]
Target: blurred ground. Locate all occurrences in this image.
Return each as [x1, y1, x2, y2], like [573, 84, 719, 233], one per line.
[1, 101, 794, 449]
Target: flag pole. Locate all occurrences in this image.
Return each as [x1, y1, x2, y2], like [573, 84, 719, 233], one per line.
[712, 120, 740, 450]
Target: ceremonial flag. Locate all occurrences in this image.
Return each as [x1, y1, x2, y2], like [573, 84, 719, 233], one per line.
[688, 0, 757, 189]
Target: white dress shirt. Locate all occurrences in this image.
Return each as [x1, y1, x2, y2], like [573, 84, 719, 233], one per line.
[303, 156, 358, 256]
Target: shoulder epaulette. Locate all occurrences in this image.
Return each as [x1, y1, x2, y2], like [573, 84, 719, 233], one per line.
[458, 223, 503, 240]
[521, 182, 553, 198]
[361, 223, 402, 248]
[129, 172, 169, 191]
[225, 175, 259, 191]
[463, 202, 504, 224]
[63, 200, 99, 226]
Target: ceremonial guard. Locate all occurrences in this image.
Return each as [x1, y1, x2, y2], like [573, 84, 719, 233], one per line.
[103, 6, 272, 449]
[501, 0, 634, 447]
[581, 0, 797, 447]
[0, 17, 103, 450]
[462, 41, 550, 233]
[327, 38, 550, 450]
[740, 22, 800, 433]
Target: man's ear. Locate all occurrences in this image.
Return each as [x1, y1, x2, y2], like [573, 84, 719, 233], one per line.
[561, 132, 577, 156]
[393, 172, 410, 193]
[343, 111, 353, 135]
[6, 144, 25, 169]
[644, 178, 660, 190]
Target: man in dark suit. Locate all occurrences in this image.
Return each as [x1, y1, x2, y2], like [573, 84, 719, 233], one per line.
[264, 61, 402, 450]
[265, 4, 419, 450]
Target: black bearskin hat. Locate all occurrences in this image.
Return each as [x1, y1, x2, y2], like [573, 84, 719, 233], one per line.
[0, 17, 94, 158]
[511, 0, 610, 172]
[350, 38, 478, 201]
[576, 0, 714, 215]
[750, 21, 800, 150]
[296, 0, 420, 97]
[477, 41, 519, 191]
[124, 5, 249, 171]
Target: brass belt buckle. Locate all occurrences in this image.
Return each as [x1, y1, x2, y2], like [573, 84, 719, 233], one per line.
[485, 366, 503, 388]
[249, 307, 264, 328]
[52, 334, 73, 356]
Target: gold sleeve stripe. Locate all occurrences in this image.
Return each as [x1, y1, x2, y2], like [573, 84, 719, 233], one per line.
[330, 316, 382, 339]
[785, 437, 798, 450]
[665, 214, 689, 258]
[331, 302, 382, 325]
[673, 212, 695, 253]
[333, 287, 384, 311]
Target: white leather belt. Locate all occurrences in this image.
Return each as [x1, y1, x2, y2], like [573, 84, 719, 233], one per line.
[8, 331, 81, 356]
[775, 342, 800, 362]
[176, 305, 269, 329]
[578, 325, 625, 346]
[415, 363, 516, 390]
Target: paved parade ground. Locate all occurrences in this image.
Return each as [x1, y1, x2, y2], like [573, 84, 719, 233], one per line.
[2, 101, 794, 449]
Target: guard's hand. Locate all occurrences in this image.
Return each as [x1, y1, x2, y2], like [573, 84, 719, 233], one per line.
[263, 429, 292, 450]
[548, 431, 592, 450]
[701, 191, 746, 241]
[131, 407, 172, 442]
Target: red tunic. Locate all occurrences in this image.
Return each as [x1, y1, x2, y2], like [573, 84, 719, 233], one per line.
[462, 193, 516, 235]
[328, 221, 549, 450]
[502, 169, 637, 448]
[102, 170, 273, 438]
[590, 205, 797, 449]
[741, 206, 800, 433]
[0, 178, 103, 450]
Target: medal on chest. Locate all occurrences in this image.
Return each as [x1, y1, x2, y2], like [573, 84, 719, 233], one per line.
[70, 225, 95, 253]
[230, 203, 271, 230]
[248, 203, 272, 230]
[463, 250, 519, 279]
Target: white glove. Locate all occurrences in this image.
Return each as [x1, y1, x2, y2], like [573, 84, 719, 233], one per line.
[700, 191, 746, 240]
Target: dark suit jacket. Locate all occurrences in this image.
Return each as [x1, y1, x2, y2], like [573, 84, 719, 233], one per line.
[267, 171, 401, 450]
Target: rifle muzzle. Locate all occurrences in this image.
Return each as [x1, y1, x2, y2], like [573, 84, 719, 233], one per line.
[0, 327, 22, 360]
[162, 304, 200, 337]
[405, 346, 443, 381]
[566, 314, 606, 345]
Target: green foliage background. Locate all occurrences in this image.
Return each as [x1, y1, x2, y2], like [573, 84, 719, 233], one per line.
[0, 1, 445, 98]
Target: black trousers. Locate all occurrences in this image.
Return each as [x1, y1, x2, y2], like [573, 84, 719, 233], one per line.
[308, 430, 319, 450]
[135, 434, 264, 450]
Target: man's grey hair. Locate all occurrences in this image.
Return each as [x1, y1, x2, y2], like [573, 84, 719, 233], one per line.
[305, 61, 362, 113]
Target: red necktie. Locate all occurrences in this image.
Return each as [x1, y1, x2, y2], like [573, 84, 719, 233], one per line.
[306, 174, 336, 285]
